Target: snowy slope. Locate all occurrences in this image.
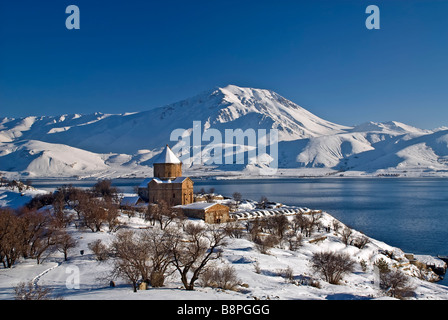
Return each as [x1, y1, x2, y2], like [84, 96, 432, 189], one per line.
[0, 186, 47, 209]
[0, 202, 447, 300]
[0, 85, 348, 154]
[0, 140, 153, 179]
[0, 85, 447, 178]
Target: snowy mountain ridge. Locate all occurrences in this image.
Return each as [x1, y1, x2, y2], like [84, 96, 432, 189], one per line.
[1, 85, 447, 179]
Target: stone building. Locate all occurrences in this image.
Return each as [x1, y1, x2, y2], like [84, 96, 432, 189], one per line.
[175, 202, 230, 224]
[138, 144, 230, 224]
[138, 145, 194, 206]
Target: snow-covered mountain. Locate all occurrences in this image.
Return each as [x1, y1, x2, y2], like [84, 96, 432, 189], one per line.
[1, 85, 447, 178]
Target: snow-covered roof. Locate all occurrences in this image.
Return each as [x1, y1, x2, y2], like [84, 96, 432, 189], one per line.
[174, 202, 219, 210]
[151, 177, 188, 184]
[138, 178, 152, 188]
[120, 196, 142, 206]
[153, 145, 181, 164]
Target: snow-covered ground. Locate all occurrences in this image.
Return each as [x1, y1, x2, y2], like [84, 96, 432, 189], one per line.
[1, 189, 447, 301]
[0, 186, 47, 209]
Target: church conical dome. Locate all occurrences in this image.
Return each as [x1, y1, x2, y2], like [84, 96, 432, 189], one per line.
[153, 145, 183, 180]
[153, 145, 181, 164]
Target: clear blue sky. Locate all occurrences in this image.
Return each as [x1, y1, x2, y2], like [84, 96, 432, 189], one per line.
[1, 0, 447, 129]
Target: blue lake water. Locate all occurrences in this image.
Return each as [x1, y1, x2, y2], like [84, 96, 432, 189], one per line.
[31, 177, 448, 286]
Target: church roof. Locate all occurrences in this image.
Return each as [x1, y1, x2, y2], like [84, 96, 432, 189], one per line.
[138, 178, 152, 188]
[150, 177, 189, 184]
[153, 145, 181, 164]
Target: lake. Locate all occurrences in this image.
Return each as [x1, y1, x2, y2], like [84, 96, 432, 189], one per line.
[30, 177, 448, 286]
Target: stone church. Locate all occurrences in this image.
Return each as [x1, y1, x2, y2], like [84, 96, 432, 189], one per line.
[138, 144, 230, 224]
[138, 145, 194, 206]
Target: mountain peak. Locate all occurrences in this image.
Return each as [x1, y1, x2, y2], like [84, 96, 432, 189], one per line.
[352, 121, 431, 135]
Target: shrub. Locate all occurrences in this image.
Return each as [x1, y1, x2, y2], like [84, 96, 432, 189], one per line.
[88, 239, 110, 261]
[353, 236, 370, 249]
[374, 258, 390, 274]
[360, 259, 368, 272]
[200, 265, 241, 291]
[14, 281, 54, 300]
[254, 234, 279, 254]
[277, 266, 294, 283]
[311, 251, 355, 284]
[341, 227, 353, 246]
[380, 269, 415, 299]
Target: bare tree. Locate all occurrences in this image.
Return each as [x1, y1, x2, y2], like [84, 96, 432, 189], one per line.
[145, 204, 159, 226]
[223, 221, 244, 239]
[14, 281, 54, 300]
[232, 192, 242, 210]
[306, 211, 322, 237]
[254, 234, 279, 254]
[353, 235, 370, 249]
[268, 215, 289, 239]
[0, 208, 22, 268]
[108, 230, 151, 292]
[292, 213, 310, 235]
[247, 218, 263, 242]
[170, 223, 227, 291]
[141, 228, 176, 287]
[107, 228, 177, 291]
[258, 196, 269, 209]
[92, 179, 119, 202]
[332, 219, 341, 233]
[103, 199, 123, 232]
[284, 230, 303, 251]
[16, 209, 58, 264]
[83, 202, 108, 233]
[88, 239, 110, 261]
[55, 231, 77, 261]
[146, 201, 183, 230]
[311, 251, 355, 284]
[32, 227, 58, 264]
[341, 227, 353, 246]
[76, 196, 120, 233]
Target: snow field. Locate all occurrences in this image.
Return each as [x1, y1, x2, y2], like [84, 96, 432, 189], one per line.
[1, 203, 447, 301]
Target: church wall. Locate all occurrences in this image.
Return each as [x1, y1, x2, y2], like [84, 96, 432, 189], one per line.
[181, 204, 230, 224]
[148, 180, 194, 206]
[154, 163, 182, 179]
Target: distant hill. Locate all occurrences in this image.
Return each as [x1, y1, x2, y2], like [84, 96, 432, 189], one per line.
[1, 85, 447, 179]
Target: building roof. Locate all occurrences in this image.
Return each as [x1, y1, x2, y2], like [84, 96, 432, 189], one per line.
[121, 196, 143, 206]
[174, 202, 221, 211]
[150, 177, 189, 184]
[153, 145, 181, 165]
[138, 178, 152, 188]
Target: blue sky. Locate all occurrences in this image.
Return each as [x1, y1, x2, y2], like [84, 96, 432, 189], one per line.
[0, 0, 447, 129]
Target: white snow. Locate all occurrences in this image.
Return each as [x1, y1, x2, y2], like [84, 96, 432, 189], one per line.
[0, 186, 47, 209]
[0, 85, 447, 179]
[1, 189, 447, 301]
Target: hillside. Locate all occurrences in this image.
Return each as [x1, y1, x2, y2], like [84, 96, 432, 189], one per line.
[1, 85, 448, 179]
[0, 188, 447, 301]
